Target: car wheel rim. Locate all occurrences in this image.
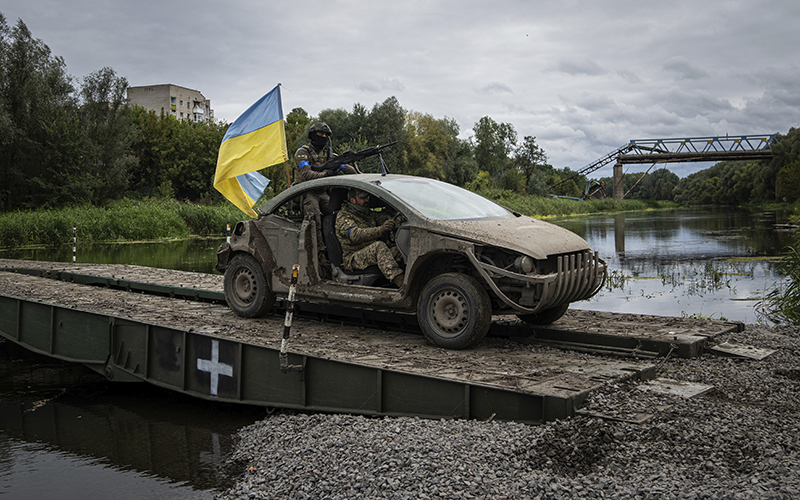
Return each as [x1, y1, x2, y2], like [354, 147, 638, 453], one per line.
[430, 289, 468, 337]
[232, 268, 257, 304]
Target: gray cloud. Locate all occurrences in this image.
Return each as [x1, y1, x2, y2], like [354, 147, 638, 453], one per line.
[663, 57, 709, 80]
[550, 60, 607, 77]
[357, 78, 406, 93]
[479, 82, 513, 94]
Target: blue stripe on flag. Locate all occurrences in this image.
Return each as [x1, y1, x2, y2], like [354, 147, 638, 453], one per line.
[237, 171, 270, 202]
[222, 85, 284, 142]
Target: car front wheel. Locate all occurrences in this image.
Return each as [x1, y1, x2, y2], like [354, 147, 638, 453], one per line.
[224, 254, 275, 317]
[417, 273, 491, 349]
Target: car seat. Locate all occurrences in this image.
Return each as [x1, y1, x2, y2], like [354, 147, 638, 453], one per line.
[322, 188, 384, 286]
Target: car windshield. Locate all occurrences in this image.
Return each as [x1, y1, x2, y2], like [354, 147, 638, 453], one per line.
[378, 178, 512, 220]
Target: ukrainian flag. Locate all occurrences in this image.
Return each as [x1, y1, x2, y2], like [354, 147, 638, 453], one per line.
[214, 84, 288, 218]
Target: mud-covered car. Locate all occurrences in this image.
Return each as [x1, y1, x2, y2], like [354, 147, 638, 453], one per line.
[216, 174, 606, 349]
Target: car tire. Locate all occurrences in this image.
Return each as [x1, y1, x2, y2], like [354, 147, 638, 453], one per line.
[417, 273, 491, 349]
[224, 254, 275, 317]
[516, 303, 569, 326]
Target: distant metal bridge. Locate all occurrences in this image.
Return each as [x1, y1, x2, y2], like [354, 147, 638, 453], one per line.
[554, 134, 778, 197]
[620, 134, 777, 165]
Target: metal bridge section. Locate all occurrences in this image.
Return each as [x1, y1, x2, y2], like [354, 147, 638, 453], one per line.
[554, 134, 777, 198]
[619, 134, 777, 165]
[0, 262, 742, 424]
[0, 266, 657, 424]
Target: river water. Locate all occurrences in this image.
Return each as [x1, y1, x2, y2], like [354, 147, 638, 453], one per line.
[0, 206, 796, 497]
[554, 207, 796, 324]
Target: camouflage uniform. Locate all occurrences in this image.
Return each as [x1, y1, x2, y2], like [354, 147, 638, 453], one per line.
[294, 144, 356, 255]
[335, 202, 403, 282]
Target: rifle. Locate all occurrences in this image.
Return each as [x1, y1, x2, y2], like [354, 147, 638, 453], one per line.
[310, 141, 397, 172]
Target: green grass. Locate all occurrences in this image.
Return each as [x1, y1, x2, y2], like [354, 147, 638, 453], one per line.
[481, 190, 678, 218]
[0, 199, 247, 249]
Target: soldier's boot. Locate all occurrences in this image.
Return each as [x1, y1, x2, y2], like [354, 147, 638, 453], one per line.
[392, 273, 405, 288]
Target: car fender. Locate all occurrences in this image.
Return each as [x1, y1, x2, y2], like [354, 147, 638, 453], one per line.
[219, 220, 280, 286]
[403, 228, 485, 291]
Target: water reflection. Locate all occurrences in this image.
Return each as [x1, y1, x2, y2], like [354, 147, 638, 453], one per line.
[551, 207, 795, 323]
[0, 340, 264, 498]
[0, 237, 224, 275]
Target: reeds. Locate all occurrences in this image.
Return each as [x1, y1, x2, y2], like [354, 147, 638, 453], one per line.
[758, 241, 800, 325]
[0, 199, 245, 248]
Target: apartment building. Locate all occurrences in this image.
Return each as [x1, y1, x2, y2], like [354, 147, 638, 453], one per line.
[127, 84, 214, 123]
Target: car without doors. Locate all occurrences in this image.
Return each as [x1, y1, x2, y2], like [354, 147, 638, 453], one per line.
[216, 174, 607, 349]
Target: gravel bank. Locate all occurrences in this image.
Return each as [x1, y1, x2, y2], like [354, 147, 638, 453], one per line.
[218, 323, 800, 500]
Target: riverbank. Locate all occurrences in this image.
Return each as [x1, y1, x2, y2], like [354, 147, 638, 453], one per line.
[483, 190, 679, 218]
[0, 194, 677, 250]
[217, 322, 800, 500]
[0, 198, 243, 249]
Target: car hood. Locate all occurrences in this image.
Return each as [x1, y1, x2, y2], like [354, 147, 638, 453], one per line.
[423, 215, 592, 260]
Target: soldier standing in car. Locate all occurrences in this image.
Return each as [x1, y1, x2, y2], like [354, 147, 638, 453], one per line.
[335, 188, 405, 288]
[294, 122, 356, 264]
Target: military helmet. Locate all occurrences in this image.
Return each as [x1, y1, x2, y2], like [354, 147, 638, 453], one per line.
[308, 122, 332, 139]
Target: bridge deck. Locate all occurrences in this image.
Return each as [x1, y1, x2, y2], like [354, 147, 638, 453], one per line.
[618, 149, 774, 164]
[0, 260, 741, 422]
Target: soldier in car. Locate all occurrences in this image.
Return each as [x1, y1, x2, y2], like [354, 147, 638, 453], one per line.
[335, 188, 405, 288]
[294, 123, 356, 212]
[294, 122, 356, 264]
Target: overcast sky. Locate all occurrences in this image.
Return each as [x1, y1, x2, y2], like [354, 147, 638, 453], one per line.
[4, 0, 799, 178]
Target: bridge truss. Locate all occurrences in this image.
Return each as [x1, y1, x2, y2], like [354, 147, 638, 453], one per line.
[552, 134, 778, 194]
[620, 134, 777, 164]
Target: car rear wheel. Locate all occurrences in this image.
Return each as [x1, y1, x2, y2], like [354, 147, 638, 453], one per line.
[516, 303, 569, 326]
[224, 254, 275, 317]
[417, 273, 491, 349]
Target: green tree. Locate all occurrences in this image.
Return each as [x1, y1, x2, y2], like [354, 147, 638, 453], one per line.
[171, 119, 228, 200]
[514, 135, 548, 194]
[473, 116, 517, 178]
[129, 106, 176, 196]
[547, 167, 585, 198]
[78, 67, 138, 204]
[438, 117, 477, 187]
[285, 107, 310, 154]
[129, 106, 228, 200]
[0, 15, 75, 210]
[314, 97, 407, 173]
[395, 111, 475, 183]
[771, 128, 800, 202]
[777, 159, 800, 202]
[363, 96, 406, 172]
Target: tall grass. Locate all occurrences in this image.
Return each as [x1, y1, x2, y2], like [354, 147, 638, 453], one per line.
[757, 213, 800, 325]
[0, 199, 246, 249]
[482, 190, 677, 218]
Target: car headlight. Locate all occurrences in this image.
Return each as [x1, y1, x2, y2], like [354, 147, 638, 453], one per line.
[514, 256, 534, 274]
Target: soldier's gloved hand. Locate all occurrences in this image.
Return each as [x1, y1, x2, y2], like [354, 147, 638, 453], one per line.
[324, 168, 338, 177]
[381, 219, 397, 234]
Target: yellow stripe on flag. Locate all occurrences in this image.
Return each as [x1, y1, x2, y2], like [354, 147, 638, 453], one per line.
[213, 84, 289, 218]
[214, 120, 287, 188]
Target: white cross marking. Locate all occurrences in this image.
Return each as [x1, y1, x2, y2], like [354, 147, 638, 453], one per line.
[196, 339, 233, 396]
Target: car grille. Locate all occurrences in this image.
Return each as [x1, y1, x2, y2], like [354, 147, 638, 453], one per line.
[535, 250, 606, 311]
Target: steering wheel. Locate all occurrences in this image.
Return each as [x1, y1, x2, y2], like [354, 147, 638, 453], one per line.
[387, 211, 404, 244]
